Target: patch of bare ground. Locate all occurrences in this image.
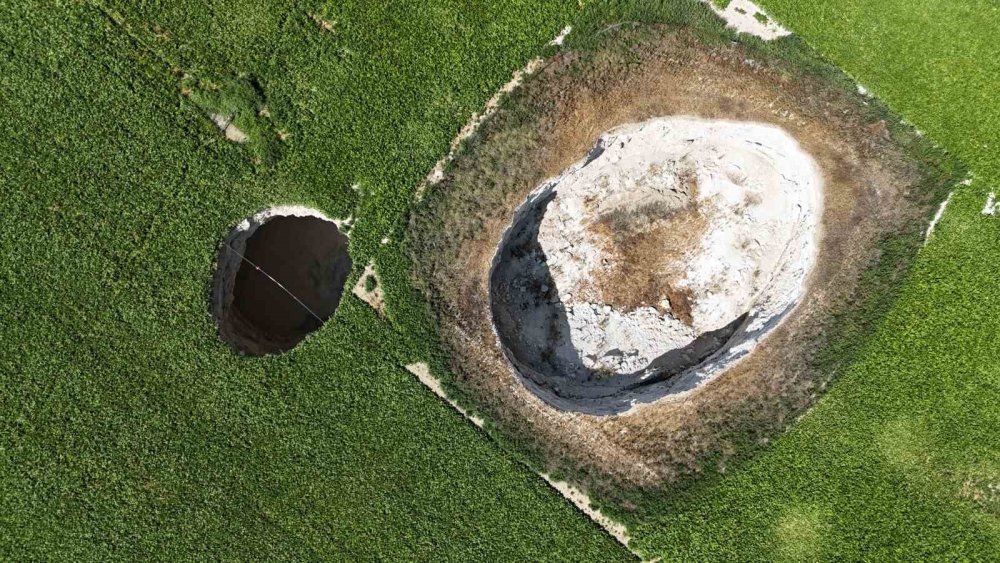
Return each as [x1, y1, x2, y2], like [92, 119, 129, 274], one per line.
[352, 261, 385, 315]
[210, 113, 249, 143]
[408, 26, 954, 496]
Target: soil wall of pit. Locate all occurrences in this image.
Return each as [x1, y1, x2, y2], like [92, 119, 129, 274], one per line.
[408, 26, 961, 492]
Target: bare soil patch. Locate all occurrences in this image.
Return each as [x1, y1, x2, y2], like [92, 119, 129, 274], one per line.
[489, 116, 823, 413]
[352, 261, 385, 315]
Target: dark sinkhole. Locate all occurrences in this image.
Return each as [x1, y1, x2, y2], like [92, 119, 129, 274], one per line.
[214, 213, 352, 356]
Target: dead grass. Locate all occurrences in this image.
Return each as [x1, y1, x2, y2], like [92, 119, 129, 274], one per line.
[666, 285, 696, 326]
[589, 195, 708, 319]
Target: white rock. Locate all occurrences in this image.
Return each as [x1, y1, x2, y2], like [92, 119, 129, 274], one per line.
[533, 117, 822, 375]
[983, 192, 999, 216]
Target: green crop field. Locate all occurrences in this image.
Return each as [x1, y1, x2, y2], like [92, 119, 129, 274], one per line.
[1, 0, 997, 560]
[606, 1, 1000, 559]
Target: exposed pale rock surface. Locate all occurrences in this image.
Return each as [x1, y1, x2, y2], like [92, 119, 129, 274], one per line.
[490, 117, 823, 413]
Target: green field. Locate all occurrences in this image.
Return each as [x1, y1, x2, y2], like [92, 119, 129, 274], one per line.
[615, 0, 1000, 558]
[0, 0, 627, 559]
[1, 0, 997, 560]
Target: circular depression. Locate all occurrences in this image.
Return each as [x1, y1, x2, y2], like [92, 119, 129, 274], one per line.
[489, 117, 823, 414]
[211, 206, 352, 356]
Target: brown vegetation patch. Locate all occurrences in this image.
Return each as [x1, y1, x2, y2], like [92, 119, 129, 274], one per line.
[589, 196, 708, 319]
[666, 284, 696, 326]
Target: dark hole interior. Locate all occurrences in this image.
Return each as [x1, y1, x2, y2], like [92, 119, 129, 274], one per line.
[227, 216, 351, 355]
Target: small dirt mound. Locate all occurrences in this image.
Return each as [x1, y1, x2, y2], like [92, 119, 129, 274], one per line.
[211, 207, 352, 356]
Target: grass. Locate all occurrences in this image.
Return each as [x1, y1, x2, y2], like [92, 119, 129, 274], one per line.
[0, 0, 629, 559]
[1, 0, 998, 560]
[622, 181, 1000, 559]
[585, 0, 1000, 559]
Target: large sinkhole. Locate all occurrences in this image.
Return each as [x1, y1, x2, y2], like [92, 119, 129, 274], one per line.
[489, 117, 824, 414]
[211, 207, 352, 356]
